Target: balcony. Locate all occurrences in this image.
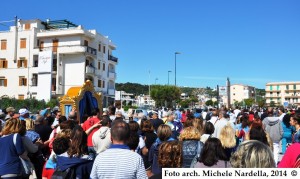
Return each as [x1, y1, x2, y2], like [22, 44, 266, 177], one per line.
[109, 55, 118, 63]
[86, 66, 95, 74]
[108, 88, 115, 96]
[86, 46, 97, 56]
[108, 71, 116, 79]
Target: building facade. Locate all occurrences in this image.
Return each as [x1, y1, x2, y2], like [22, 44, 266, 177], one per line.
[265, 82, 300, 106]
[0, 19, 118, 107]
[230, 84, 255, 105]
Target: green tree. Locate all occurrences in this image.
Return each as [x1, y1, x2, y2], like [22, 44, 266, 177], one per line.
[179, 99, 190, 108]
[257, 99, 266, 108]
[205, 100, 213, 106]
[244, 98, 255, 107]
[150, 85, 181, 108]
[270, 101, 276, 107]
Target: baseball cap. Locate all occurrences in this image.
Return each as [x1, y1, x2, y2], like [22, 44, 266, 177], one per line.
[6, 107, 15, 113]
[19, 108, 30, 116]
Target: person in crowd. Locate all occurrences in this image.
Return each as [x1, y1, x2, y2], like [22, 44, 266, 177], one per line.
[0, 118, 27, 178]
[193, 117, 204, 136]
[194, 137, 229, 168]
[43, 136, 70, 179]
[150, 112, 164, 132]
[56, 126, 94, 179]
[262, 109, 283, 165]
[278, 106, 286, 121]
[51, 111, 61, 129]
[108, 106, 116, 121]
[127, 132, 140, 152]
[25, 118, 40, 143]
[90, 120, 147, 179]
[81, 108, 101, 157]
[236, 114, 250, 142]
[92, 116, 112, 154]
[165, 111, 183, 139]
[213, 110, 234, 138]
[278, 142, 300, 168]
[249, 124, 272, 150]
[219, 123, 237, 159]
[139, 120, 157, 175]
[34, 115, 52, 143]
[149, 141, 183, 179]
[5, 107, 15, 120]
[181, 109, 187, 123]
[281, 114, 295, 154]
[149, 124, 174, 175]
[18, 108, 31, 121]
[230, 140, 276, 168]
[179, 126, 203, 168]
[200, 122, 215, 143]
[290, 113, 300, 143]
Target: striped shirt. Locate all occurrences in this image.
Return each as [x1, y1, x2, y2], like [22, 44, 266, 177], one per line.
[90, 145, 147, 179]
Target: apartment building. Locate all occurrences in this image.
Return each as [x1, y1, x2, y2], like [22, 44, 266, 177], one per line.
[0, 19, 118, 106]
[230, 84, 255, 105]
[265, 82, 300, 106]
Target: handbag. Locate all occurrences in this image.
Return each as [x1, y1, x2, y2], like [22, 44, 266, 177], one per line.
[13, 134, 34, 177]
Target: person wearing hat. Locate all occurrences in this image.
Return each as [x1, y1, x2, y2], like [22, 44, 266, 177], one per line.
[19, 108, 31, 121]
[150, 111, 164, 132]
[5, 107, 15, 120]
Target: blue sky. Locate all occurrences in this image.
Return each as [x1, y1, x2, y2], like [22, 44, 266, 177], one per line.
[1, 0, 300, 89]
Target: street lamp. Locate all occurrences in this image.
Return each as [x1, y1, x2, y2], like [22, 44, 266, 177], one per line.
[155, 78, 158, 84]
[175, 52, 181, 86]
[168, 70, 172, 85]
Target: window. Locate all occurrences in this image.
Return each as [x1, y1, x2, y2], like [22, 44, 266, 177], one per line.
[0, 59, 8, 68]
[84, 40, 88, 46]
[286, 85, 289, 90]
[233, 93, 235, 96]
[17, 58, 27, 68]
[270, 85, 273, 90]
[270, 98, 273, 101]
[32, 74, 38, 86]
[20, 38, 26, 49]
[19, 77, 27, 86]
[102, 80, 105, 88]
[98, 80, 102, 88]
[277, 85, 280, 90]
[98, 44, 101, 52]
[102, 63, 105, 71]
[52, 39, 59, 52]
[39, 41, 44, 51]
[0, 78, 7, 87]
[18, 94, 25, 100]
[25, 23, 31, 30]
[294, 84, 297, 90]
[103, 46, 106, 54]
[33, 55, 38, 67]
[98, 61, 101, 70]
[1, 40, 7, 50]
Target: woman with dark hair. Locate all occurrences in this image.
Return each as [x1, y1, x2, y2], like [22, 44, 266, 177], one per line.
[290, 113, 300, 143]
[200, 122, 214, 143]
[55, 126, 94, 179]
[194, 137, 229, 168]
[140, 120, 157, 173]
[149, 141, 182, 179]
[149, 125, 174, 175]
[281, 114, 295, 154]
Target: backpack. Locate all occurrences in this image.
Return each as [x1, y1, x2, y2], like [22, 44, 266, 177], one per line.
[189, 141, 204, 168]
[51, 166, 75, 179]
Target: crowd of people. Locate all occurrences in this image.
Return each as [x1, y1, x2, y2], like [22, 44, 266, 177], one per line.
[0, 105, 300, 179]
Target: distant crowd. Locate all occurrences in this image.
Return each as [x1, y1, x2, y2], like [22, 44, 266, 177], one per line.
[0, 105, 300, 179]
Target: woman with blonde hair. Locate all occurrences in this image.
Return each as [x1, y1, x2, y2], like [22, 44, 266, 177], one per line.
[230, 140, 275, 168]
[0, 118, 28, 178]
[179, 126, 203, 167]
[193, 117, 204, 136]
[219, 123, 237, 159]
